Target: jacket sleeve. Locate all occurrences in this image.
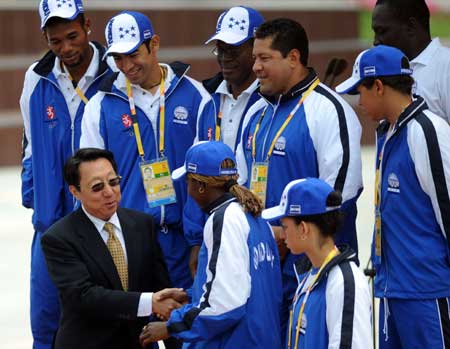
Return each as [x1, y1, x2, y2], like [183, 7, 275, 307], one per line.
[80, 93, 106, 149]
[167, 207, 251, 342]
[41, 229, 142, 321]
[306, 90, 363, 203]
[408, 114, 450, 243]
[20, 65, 39, 209]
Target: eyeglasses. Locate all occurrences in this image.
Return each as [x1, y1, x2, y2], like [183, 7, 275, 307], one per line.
[85, 176, 122, 193]
[211, 46, 244, 59]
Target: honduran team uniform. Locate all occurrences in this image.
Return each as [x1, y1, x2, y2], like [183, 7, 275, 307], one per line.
[373, 96, 450, 349]
[167, 194, 282, 349]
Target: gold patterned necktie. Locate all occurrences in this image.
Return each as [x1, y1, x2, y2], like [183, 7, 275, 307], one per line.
[104, 222, 128, 291]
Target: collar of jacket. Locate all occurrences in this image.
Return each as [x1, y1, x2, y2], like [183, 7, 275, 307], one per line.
[33, 41, 109, 79]
[293, 244, 357, 286]
[99, 60, 190, 94]
[202, 71, 224, 94]
[376, 95, 428, 137]
[259, 67, 319, 105]
[204, 192, 237, 215]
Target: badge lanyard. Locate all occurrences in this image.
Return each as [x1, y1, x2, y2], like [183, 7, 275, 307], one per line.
[374, 130, 392, 264]
[62, 63, 89, 105]
[126, 66, 166, 160]
[287, 246, 339, 349]
[249, 79, 320, 204]
[251, 79, 320, 162]
[215, 95, 223, 141]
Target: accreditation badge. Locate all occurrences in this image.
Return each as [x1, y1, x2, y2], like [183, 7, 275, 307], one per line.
[250, 162, 268, 207]
[140, 158, 177, 208]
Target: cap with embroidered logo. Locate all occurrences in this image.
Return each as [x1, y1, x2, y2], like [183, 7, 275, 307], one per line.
[104, 11, 154, 57]
[172, 141, 237, 180]
[39, 0, 84, 29]
[335, 45, 413, 95]
[261, 178, 340, 221]
[205, 6, 264, 46]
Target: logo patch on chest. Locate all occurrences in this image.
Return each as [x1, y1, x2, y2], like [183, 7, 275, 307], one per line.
[121, 114, 133, 128]
[46, 106, 55, 120]
[273, 136, 286, 156]
[387, 172, 400, 193]
[173, 106, 189, 124]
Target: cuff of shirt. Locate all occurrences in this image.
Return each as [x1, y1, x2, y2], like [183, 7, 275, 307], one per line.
[137, 292, 153, 317]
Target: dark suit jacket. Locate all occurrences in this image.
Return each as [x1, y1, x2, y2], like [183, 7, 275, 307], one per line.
[41, 207, 171, 349]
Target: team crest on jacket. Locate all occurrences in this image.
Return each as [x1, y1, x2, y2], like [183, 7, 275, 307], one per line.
[387, 172, 400, 193]
[46, 106, 55, 120]
[121, 114, 133, 128]
[173, 106, 189, 124]
[207, 127, 213, 140]
[273, 136, 286, 156]
[246, 134, 253, 149]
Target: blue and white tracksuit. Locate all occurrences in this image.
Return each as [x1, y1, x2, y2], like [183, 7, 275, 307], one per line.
[235, 69, 363, 344]
[289, 246, 372, 349]
[167, 194, 282, 349]
[20, 42, 112, 349]
[373, 96, 450, 348]
[80, 62, 216, 289]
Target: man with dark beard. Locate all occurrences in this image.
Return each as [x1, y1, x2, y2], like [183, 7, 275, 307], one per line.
[20, 1, 112, 347]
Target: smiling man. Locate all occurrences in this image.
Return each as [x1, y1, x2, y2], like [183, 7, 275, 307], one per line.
[202, 6, 263, 152]
[41, 148, 187, 349]
[235, 18, 363, 346]
[20, 0, 113, 347]
[80, 11, 215, 301]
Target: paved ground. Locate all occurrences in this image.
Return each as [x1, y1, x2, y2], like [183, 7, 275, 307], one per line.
[0, 146, 376, 348]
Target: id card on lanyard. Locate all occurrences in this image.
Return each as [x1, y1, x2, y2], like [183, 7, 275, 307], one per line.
[249, 79, 320, 206]
[126, 66, 177, 208]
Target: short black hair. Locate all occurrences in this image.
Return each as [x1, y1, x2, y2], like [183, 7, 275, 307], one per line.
[292, 190, 343, 238]
[44, 13, 86, 31]
[376, 0, 430, 31]
[255, 18, 309, 66]
[64, 148, 118, 187]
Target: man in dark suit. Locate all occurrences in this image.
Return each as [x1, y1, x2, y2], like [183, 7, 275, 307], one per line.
[41, 148, 186, 349]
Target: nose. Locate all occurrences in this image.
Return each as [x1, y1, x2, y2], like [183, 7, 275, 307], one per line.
[252, 59, 261, 74]
[373, 36, 380, 46]
[102, 182, 115, 197]
[120, 56, 134, 73]
[60, 40, 73, 55]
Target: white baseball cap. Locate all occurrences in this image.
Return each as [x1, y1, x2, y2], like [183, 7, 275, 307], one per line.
[39, 0, 84, 29]
[104, 11, 154, 57]
[205, 6, 264, 46]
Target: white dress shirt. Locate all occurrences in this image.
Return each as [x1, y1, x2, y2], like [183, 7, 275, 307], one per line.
[411, 38, 450, 123]
[216, 79, 259, 150]
[82, 206, 153, 316]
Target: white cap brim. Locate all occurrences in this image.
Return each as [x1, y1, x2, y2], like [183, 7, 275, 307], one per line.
[205, 31, 248, 45]
[261, 205, 286, 221]
[335, 76, 361, 95]
[41, 10, 79, 29]
[171, 165, 187, 181]
[104, 41, 140, 58]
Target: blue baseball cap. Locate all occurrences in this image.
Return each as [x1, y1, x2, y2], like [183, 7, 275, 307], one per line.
[39, 0, 84, 29]
[205, 6, 264, 46]
[171, 141, 238, 180]
[261, 178, 340, 220]
[335, 45, 413, 95]
[104, 11, 154, 57]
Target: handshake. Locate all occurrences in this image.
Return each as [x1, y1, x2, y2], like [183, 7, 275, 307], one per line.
[152, 287, 188, 320]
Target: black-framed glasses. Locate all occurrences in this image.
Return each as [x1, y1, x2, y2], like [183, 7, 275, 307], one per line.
[86, 176, 122, 193]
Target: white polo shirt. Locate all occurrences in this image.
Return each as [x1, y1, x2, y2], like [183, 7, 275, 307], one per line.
[411, 38, 450, 123]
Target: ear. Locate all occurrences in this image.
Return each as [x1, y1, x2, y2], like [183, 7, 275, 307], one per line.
[150, 35, 160, 53]
[69, 185, 81, 200]
[374, 79, 385, 96]
[298, 221, 308, 240]
[84, 17, 92, 35]
[288, 48, 301, 68]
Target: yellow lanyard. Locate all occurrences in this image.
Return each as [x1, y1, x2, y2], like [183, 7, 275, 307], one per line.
[288, 246, 339, 349]
[63, 64, 89, 105]
[126, 66, 166, 160]
[215, 95, 223, 141]
[251, 79, 320, 161]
